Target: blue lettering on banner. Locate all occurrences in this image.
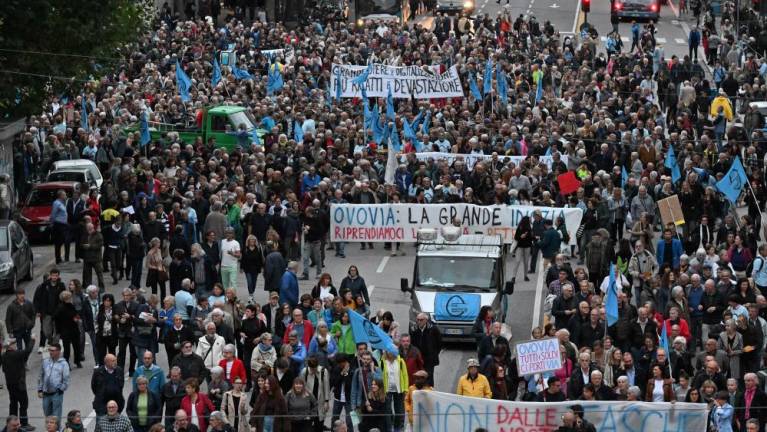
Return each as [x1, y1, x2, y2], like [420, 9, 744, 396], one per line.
[434, 293, 480, 321]
[333, 206, 397, 226]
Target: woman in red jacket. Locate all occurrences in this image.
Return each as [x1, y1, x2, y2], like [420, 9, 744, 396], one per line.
[664, 306, 691, 343]
[180, 378, 215, 432]
[219, 344, 247, 385]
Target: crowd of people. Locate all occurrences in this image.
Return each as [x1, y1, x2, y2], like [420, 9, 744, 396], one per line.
[5, 0, 767, 431]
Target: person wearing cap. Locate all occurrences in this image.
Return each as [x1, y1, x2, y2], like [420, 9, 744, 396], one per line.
[456, 358, 491, 398]
[712, 390, 735, 432]
[404, 370, 432, 425]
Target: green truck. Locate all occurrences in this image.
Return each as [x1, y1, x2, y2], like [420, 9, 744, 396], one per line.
[133, 105, 265, 151]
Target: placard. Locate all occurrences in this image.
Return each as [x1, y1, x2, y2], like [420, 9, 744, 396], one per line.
[657, 194, 685, 227]
[515, 338, 562, 375]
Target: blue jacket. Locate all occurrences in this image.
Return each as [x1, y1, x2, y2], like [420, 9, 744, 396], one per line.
[132, 364, 166, 395]
[350, 367, 382, 410]
[712, 403, 733, 432]
[689, 29, 701, 47]
[395, 170, 413, 194]
[536, 227, 562, 259]
[280, 270, 299, 307]
[656, 238, 683, 269]
[688, 285, 704, 318]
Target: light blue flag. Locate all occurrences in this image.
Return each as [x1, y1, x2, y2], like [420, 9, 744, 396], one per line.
[231, 64, 252, 80]
[294, 120, 304, 143]
[421, 111, 431, 135]
[386, 84, 395, 121]
[334, 68, 342, 101]
[363, 94, 372, 132]
[469, 74, 482, 100]
[621, 166, 629, 188]
[175, 60, 192, 102]
[212, 55, 222, 87]
[411, 110, 424, 131]
[377, 121, 390, 146]
[692, 166, 708, 181]
[251, 126, 261, 146]
[266, 64, 283, 95]
[545, 146, 552, 156]
[352, 63, 372, 87]
[260, 116, 275, 131]
[390, 121, 402, 153]
[483, 59, 493, 96]
[605, 263, 619, 327]
[716, 157, 748, 204]
[659, 319, 670, 358]
[664, 146, 681, 183]
[80, 95, 89, 131]
[371, 104, 384, 144]
[497, 69, 508, 105]
[348, 308, 399, 355]
[535, 77, 543, 104]
[139, 111, 151, 147]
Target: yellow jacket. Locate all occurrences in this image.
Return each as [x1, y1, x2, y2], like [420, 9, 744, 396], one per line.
[405, 385, 433, 424]
[456, 373, 492, 398]
[710, 95, 734, 121]
[381, 356, 409, 394]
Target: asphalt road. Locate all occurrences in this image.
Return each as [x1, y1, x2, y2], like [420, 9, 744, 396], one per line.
[0, 239, 544, 428]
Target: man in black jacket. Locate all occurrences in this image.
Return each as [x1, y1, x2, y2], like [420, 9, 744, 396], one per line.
[91, 354, 125, 415]
[552, 285, 578, 330]
[536, 376, 567, 402]
[409, 313, 442, 387]
[5, 288, 35, 351]
[162, 366, 187, 429]
[567, 352, 597, 399]
[114, 287, 138, 376]
[171, 340, 210, 381]
[3, 336, 35, 430]
[32, 269, 65, 349]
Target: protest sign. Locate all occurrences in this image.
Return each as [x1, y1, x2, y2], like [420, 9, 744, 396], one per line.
[260, 48, 295, 64]
[557, 171, 581, 195]
[515, 338, 562, 375]
[330, 63, 464, 99]
[657, 194, 685, 227]
[413, 391, 709, 432]
[401, 152, 569, 171]
[329, 203, 583, 245]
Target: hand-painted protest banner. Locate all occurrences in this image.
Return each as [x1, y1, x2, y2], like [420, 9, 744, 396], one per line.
[657, 194, 685, 227]
[402, 152, 569, 171]
[329, 203, 583, 245]
[413, 391, 708, 432]
[515, 338, 562, 375]
[330, 63, 464, 99]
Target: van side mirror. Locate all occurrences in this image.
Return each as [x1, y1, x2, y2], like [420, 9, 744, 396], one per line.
[400, 278, 410, 293]
[504, 280, 515, 295]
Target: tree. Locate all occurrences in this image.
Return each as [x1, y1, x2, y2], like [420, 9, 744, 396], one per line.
[0, 0, 151, 118]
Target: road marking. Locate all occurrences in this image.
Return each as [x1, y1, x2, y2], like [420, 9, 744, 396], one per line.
[656, 37, 667, 43]
[550, 2, 560, 6]
[671, 19, 680, 25]
[675, 38, 686, 44]
[82, 410, 97, 429]
[369, 285, 375, 296]
[531, 254, 545, 331]
[571, 0, 582, 34]
[376, 255, 390, 273]
[621, 36, 629, 42]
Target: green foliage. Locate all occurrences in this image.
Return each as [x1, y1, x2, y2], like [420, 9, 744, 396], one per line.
[0, 0, 152, 118]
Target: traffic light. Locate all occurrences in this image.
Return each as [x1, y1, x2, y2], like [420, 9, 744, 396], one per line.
[582, 0, 590, 12]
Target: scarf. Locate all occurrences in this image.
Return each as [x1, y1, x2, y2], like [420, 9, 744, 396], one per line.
[66, 423, 84, 432]
[257, 342, 272, 353]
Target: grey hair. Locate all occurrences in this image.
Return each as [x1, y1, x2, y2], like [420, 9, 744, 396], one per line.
[209, 411, 226, 422]
[86, 285, 99, 294]
[671, 285, 685, 298]
[628, 386, 641, 397]
[210, 366, 224, 376]
[223, 344, 236, 353]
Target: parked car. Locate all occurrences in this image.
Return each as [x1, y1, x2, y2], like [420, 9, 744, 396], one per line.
[47, 159, 103, 189]
[0, 220, 34, 292]
[18, 181, 81, 241]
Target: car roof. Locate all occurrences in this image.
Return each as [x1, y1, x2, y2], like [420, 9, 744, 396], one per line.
[33, 181, 80, 190]
[208, 106, 246, 115]
[53, 159, 97, 168]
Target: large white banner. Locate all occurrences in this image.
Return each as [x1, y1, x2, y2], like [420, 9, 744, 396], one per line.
[330, 64, 464, 99]
[403, 152, 569, 171]
[329, 203, 582, 245]
[412, 391, 709, 432]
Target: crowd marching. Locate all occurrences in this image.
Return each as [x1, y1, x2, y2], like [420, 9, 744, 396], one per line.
[6, 0, 767, 431]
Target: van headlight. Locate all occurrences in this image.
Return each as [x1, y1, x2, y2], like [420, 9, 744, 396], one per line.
[0, 262, 14, 274]
[463, 0, 473, 8]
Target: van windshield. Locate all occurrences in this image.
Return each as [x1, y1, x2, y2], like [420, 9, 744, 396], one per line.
[416, 256, 496, 290]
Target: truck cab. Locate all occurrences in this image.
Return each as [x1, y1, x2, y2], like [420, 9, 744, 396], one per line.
[401, 227, 513, 341]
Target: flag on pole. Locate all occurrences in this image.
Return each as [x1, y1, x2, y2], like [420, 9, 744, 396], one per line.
[351, 63, 372, 87]
[390, 121, 402, 153]
[386, 84, 395, 121]
[535, 77, 543, 104]
[348, 308, 399, 355]
[294, 121, 304, 143]
[411, 110, 424, 131]
[659, 320, 670, 358]
[469, 73, 482, 100]
[251, 126, 261, 146]
[716, 157, 748, 204]
[483, 59, 493, 96]
[266, 63, 283, 95]
[497, 69, 508, 105]
[231, 64, 252, 80]
[605, 263, 619, 327]
[175, 60, 192, 102]
[545, 146, 551, 156]
[334, 68, 342, 101]
[212, 55, 222, 87]
[664, 146, 682, 183]
[621, 166, 629, 188]
[80, 95, 89, 131]
[421, 111, 431, 135]
[139, 111, 151, 147]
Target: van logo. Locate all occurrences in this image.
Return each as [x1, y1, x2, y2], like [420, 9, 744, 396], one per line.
[445, 295, 469, 317]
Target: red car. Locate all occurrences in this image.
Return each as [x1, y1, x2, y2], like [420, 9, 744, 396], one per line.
[18, 181, 81, 241]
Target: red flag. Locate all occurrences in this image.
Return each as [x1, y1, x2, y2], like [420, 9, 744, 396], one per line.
[557, 171, 581, 196]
